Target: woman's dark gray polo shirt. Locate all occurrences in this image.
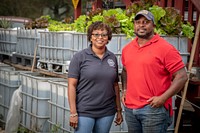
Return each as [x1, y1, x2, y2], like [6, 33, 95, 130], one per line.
[68, 45, 119, 118]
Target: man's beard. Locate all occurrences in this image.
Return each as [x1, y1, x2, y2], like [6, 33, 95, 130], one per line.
[134, 30, 154, 39]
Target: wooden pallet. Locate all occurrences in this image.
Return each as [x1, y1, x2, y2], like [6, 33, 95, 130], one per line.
[12, 53, 39, 67]
[37, 61, 69, 75]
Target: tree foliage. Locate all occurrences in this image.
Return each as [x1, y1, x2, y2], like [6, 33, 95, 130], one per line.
[0, 0, 74, 20]
[0, 0, 44, 19]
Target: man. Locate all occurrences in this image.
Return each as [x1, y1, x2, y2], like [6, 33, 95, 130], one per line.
[121, 10, 188, 133]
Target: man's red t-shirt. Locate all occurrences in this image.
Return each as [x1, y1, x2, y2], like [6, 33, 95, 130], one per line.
[121, 34, 185, 116]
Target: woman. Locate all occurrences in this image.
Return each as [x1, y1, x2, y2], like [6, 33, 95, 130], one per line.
[68, 21, 123, 133]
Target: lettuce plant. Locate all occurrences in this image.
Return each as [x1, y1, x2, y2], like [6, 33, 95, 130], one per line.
[43, 0, 194, 39]
[160, 7, 182, 35]
[126, 0, 156, 17]
[103, 8, 134, 37]
[181, 22, 195, 39]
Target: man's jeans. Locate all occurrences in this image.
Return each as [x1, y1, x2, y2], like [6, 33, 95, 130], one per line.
[125, 105, 172, 133]
[75, 115, 115, 133]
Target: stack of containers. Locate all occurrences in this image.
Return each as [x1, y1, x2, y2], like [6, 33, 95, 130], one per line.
[162, 36, 189, 64]
[70, 32, 89, 52]
[107, 34, 131, 73]
[0, 64, 21, 127]
[48, 79, 73, 133]
[16, 28, 43, 57]
[38, 31, 89, 74]
[0, 28, 17, 60]
[48, 79, 129, 133]
[12, 28, 44, 66]
[47, 79, 129, 133]
[20, 72, 60, 132]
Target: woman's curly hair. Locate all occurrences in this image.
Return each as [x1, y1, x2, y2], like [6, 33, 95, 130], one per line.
[87, 21, 112, 42]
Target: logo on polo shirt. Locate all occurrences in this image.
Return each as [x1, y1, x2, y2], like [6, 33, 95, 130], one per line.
[107, 59, 115, 67]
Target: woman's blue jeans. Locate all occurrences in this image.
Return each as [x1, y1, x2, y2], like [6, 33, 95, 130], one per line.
[125, 105, 172, 133]
[74, 115, 115, 133]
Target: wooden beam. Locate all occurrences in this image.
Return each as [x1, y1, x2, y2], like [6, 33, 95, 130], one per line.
[167, 0, 173, 7]
[74, 0, 81, 20]
[174, 0, 184, 17]
[186, 1, 194, 58]
[191, 0, 200, 12]
[3, 60, 68, 79]
[196, 14, 200, 66]
[96, 0, 102, 9]
[122, 0, 132, 8]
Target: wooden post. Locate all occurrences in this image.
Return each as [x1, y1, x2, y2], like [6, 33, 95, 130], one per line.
[74, 0, 81, 20]
[122, 0, 132, 8]
[31, 44, 38, 72]
[175, 15, 200, 133]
